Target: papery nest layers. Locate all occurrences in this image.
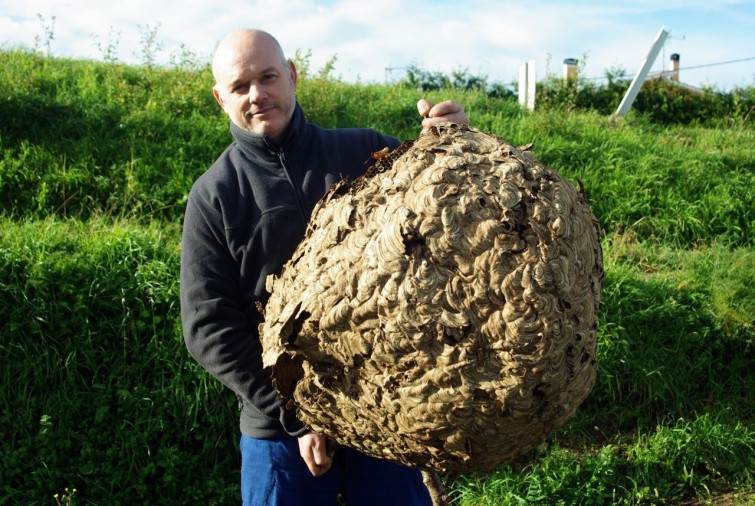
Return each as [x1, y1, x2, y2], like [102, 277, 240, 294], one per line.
[260, 123, 604, 474]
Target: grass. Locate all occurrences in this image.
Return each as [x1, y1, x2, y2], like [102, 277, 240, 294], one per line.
[451, 413, 754, 505]
[1, 48, 753, 504]
[0, 217, 238, 504]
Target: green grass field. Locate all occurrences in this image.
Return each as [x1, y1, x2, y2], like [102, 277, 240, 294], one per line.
[1, 48, 753, 505]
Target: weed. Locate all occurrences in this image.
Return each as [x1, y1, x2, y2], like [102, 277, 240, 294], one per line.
[53, 487, 76, 506]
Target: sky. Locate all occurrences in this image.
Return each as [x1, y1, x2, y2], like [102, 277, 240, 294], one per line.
[1, 0, 754, 91]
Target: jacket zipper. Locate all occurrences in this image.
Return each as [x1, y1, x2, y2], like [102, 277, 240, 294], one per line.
[276, 148, 308, 225]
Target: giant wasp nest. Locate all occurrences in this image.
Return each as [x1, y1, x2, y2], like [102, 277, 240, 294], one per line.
[260, 123, 603, 474]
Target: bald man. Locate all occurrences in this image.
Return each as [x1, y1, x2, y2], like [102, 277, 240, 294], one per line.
[180, 28, 467, 505]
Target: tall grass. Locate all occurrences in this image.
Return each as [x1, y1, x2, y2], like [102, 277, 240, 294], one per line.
[1, 49, 753, 504]
[452, 412, 754, 505]
[0, 49, 224, 222]
[0, 218, 237, 504]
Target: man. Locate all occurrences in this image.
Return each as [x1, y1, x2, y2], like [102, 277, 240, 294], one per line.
[180, 28, 468, 505]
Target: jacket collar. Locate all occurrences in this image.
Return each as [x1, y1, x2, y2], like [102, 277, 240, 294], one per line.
[229, 102, 306, 163]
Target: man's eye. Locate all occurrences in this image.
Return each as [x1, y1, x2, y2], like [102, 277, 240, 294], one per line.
[233, 83, 249, 93]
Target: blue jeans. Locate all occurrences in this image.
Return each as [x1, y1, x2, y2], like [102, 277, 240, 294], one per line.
[240, 435, 432, 506]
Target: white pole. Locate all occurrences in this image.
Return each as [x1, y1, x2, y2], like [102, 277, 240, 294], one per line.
[518, 62, 528, 108]
[518, 60, 536, 111]
[527, 60, 536, 110]
[615, 26, 669, 117]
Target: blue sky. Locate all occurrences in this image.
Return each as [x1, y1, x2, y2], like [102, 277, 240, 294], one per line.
[1, 0, 753, 90]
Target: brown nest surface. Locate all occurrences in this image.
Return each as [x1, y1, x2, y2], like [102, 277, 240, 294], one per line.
[260, 123, 603, 474]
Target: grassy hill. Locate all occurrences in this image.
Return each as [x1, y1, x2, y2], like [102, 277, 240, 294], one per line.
[1, 48, 753, 505]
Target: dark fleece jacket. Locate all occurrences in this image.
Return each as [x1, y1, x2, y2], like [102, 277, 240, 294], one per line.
[180, 103, 399, 438]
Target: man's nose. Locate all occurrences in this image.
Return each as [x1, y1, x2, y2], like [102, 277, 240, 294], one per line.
[248, 83, 264, 103]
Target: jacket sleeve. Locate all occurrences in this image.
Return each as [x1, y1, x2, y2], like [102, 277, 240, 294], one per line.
[179, 186, 306, 437]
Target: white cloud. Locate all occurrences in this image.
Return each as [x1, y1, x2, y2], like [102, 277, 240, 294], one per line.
[1, 0, 752, 89]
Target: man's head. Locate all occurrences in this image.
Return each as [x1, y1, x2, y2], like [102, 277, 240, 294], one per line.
[212, 29, 298, 143]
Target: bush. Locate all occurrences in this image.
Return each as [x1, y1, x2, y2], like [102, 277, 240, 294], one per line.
[536, 74, 755, 128]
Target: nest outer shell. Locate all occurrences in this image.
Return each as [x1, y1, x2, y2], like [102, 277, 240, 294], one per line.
[260, 123, 604, 474]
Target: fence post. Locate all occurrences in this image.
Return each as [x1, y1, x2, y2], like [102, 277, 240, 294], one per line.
[519, 60, 536, 110]
[615, 26, 669, 117]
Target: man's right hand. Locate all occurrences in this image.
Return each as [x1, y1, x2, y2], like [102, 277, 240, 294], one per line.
[298, 432, 334, 476]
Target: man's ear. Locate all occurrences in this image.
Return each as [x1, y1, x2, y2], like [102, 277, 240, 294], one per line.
[213, 86, 226, 110]
[288, 60, 298, 90]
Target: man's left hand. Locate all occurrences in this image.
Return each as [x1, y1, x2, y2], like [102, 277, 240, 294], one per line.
[417, 99, 469, 128]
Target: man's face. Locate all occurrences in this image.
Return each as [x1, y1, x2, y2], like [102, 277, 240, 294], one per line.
[213, 35, 297, 144]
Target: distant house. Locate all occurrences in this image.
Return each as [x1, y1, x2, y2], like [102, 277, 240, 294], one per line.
[647, 53, 704, 94]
